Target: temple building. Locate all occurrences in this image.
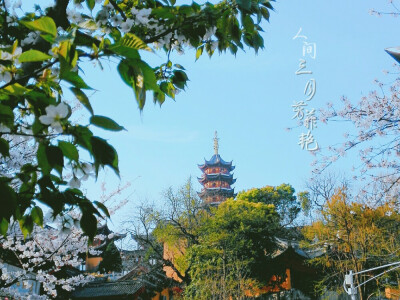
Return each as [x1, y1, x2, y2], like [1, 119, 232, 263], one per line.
[198, 132, 236, 205]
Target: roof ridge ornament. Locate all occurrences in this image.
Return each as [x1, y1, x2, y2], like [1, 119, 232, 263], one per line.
[214, 130, 219, 155]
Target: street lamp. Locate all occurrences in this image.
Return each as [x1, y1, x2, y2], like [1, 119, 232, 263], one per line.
[386, 47, 400, 64]
[343, 261, 400, 299]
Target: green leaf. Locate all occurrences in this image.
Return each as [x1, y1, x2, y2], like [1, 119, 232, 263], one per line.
[117, 59, 159, 110]
[31, 206, 43, 227]
[58, 141, 79, 161]
[153, 91, 165, 106]
[160, 81, 176, 99]
[0, 181, 17, 220]
[40, 33, 56, 44]
[94, 201, 111, 218]
[117, 60, 134, 87]
[172, 70, 189, 90]
[46, 145, 64, 175]
[135, 60, 159, 91]
[20, 16, 57, 38]
[236, 0, 251, 11]
[0, 218, 8, 236]
[115, 33, 152, 52]
[260, 7, 270, 21]
[196, 46, 204, 60]
[174, 64, 185, 70]
[109, 45, 140, 59]
[86, 0, 95, 10]
[72, 125, 93, 151]
[19, 215, 33, 239]
[19, 50, 52, 63]
[61, 72, 92, 89]
[261, 0, 273, 9]
[0, 104, 14, 127]
[90, 115, 125, 131]
[3, 83, 30, 96]
[70, 87, 94, 115]
[37, 143, 51, 175]
[0, 138, 9, 157]
[90, 136, 119, 176]
[80, 213, 97, 242]
[243, 15, 254, 32]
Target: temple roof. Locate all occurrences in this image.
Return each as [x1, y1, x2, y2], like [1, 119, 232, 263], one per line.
[198, 173, 236, 184]
[198, 187, 235, 198]
[198, 154, 235, 171]
[72, 280, 144, 299]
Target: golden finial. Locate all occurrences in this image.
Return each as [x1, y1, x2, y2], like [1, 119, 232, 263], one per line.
[214, 131, 219, 155]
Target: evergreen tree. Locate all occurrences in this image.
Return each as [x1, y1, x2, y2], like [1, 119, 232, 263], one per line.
[99, 242, 122, 273]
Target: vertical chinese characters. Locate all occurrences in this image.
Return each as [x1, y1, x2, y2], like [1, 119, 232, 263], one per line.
[292, 28, 319, 151]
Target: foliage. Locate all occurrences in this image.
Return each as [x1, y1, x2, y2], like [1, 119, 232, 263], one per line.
[134, 178, 207, 284]
[0, 0, 274, 239]
[130, 179, 285, 299]
[185, 199, 280, 300]
[98, 242, 123, 273]
[235, 183, 301, 226]
[302, 188, 400, 300]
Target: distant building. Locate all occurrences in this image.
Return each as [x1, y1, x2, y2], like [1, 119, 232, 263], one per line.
[198, 131, 236, 205]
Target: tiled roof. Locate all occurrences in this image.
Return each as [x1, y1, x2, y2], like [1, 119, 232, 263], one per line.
[71, 280, 143, 298]
[198, 154, 235, 170]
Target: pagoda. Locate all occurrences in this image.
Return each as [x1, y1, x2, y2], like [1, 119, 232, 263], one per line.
[198, 131, 236, 205]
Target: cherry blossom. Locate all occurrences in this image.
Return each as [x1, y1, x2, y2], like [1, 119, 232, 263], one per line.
[68, 177, 81, 189]
[0, 124, 10, 133]
[39, 103, 69, 133]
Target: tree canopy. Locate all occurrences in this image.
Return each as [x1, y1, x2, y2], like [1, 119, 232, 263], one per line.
[98, 241, 123, 273]
[0, 0, 274, 240]
[131, 180, 300, 299]
[235, 183, 301, 226]
[186, 199, 280, 299]
[302, 188, 400, 300]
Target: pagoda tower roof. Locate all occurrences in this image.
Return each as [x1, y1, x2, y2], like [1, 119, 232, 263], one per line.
[198, 173, 236, 184]
[198, 154, 235, 171]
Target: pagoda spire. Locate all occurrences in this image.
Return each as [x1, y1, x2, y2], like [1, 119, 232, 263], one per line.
[214, 131, 219, 155]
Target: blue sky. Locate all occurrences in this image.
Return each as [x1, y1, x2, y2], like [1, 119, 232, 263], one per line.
[58, 1, 400, 225]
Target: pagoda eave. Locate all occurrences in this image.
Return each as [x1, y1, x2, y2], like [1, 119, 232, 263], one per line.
[198, 188, 235, 198]
[198, 174, 236, 184]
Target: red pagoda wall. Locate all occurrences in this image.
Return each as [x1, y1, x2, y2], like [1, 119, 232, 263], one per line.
[204, 167, 228, 174]
[204, 181, 230, 189]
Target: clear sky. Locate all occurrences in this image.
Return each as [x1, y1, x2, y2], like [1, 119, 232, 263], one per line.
[46, 1, 400, 226]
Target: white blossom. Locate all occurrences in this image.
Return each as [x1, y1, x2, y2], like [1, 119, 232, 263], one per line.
[131, 8, 152, 25]
[0, 46, 22, 61]
[203, 27, 217, 40]
[0, 69, 12, 83]
[96, 9, 109, 25]
[210, 41, 218, 52]
[67, 9, 83, 24]
[111, 14, 123, 26]
[120, 18, 134, 33]
[21, 31, 39, 46]
[39, 103, 69, 133]
[0, 124, 11, 133]
[68, 177, 81, 189]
